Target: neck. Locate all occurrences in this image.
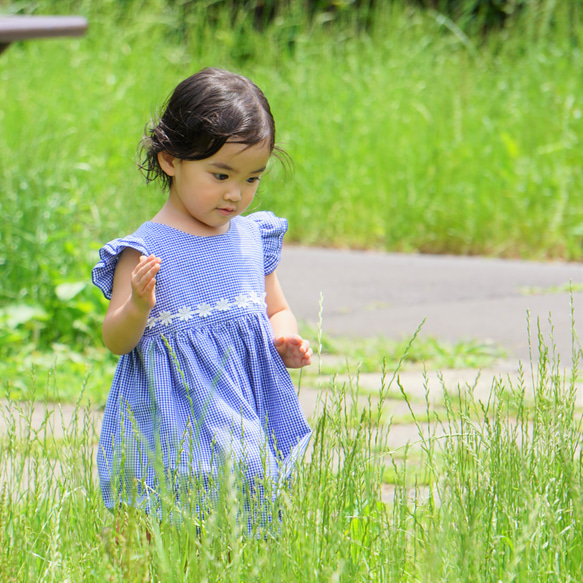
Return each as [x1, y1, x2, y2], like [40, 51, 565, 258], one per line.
[151, 203, 231, 237]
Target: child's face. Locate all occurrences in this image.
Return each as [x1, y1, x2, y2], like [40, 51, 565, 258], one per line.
[158, 141, 271, 236]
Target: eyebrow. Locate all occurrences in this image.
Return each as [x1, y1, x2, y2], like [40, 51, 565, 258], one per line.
[209, 162, 267, 174]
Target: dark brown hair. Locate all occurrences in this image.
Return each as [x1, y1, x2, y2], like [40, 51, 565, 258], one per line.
[139, 68, 282, 189]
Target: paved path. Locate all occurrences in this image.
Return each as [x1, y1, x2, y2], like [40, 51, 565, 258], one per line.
[277, 247, 583, 475]
[278, 246, 583, 364]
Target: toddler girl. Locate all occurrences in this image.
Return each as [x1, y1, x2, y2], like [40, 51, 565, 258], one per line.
[92, 68, 312, 516]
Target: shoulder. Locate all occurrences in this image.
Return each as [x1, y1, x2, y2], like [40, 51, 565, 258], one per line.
[242, 211, 288, 237]
[92, 222, 155, 299]
[97, 224, 154, 258]
[238, 212, 288, 275]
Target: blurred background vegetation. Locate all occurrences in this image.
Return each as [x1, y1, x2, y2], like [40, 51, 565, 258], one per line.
[0, 0, 581, 398]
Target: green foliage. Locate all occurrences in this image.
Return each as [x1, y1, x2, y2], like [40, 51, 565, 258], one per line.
[1, 0, 582, 355]
[0, 283, 107, 351]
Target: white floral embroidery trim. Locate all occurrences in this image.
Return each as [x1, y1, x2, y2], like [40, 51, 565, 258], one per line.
[146, 292, 267, 330]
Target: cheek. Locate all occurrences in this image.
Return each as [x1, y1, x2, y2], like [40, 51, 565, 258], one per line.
[240, 190, 256, 208]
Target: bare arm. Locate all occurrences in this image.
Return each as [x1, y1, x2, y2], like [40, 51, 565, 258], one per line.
[265, 270, 312, 368]
[102, 249, 161, 355]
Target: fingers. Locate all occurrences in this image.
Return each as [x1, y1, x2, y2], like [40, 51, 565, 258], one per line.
[133, 255, 161, 289]
[274, 334, 303, 347]
[300, 341, 313, 365]
[274, 335, 313, 368]
[135, 254, 161, 277]
[131, 255, 161, 308]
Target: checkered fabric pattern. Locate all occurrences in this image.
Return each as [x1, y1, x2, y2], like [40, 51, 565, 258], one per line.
[92, 212, 312, 511]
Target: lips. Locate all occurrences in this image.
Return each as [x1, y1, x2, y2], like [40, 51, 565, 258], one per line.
[216, 207, 236, 216]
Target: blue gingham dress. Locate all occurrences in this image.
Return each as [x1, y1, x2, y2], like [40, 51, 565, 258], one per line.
[92, 211, 311, 511]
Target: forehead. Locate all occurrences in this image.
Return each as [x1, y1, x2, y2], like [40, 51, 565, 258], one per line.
[207, 141, 271, 171]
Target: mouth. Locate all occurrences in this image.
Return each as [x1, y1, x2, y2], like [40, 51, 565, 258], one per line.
[216, 207, 236, 217]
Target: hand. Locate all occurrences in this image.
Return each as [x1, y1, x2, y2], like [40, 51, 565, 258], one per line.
[273, 335, 313, 369]
[130, 254, 161, 312]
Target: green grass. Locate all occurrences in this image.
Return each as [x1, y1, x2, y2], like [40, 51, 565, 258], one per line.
[301, 325, 506, 373]
[0, 345, 116, 404]
[1, 325, 582, 581]
[520, 282, 583, 296]
[0, 328, 505, 406]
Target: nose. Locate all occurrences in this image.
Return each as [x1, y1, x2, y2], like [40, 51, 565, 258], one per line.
[224, 185, 242, 202]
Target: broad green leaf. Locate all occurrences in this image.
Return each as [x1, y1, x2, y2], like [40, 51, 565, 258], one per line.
[55, 282, 87, 301]
[0, 304, 49, 329]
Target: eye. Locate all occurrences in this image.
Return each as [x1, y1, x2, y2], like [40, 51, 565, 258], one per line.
[214, 173, 229, 181]
[247, 176, 261, 185]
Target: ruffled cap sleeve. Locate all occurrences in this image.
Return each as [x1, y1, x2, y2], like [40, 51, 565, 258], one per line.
[247, 211, 288, 275]
[91, 236, 150, 300]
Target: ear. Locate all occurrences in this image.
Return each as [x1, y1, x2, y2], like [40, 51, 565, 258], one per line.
[158, 151, 178, 177]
